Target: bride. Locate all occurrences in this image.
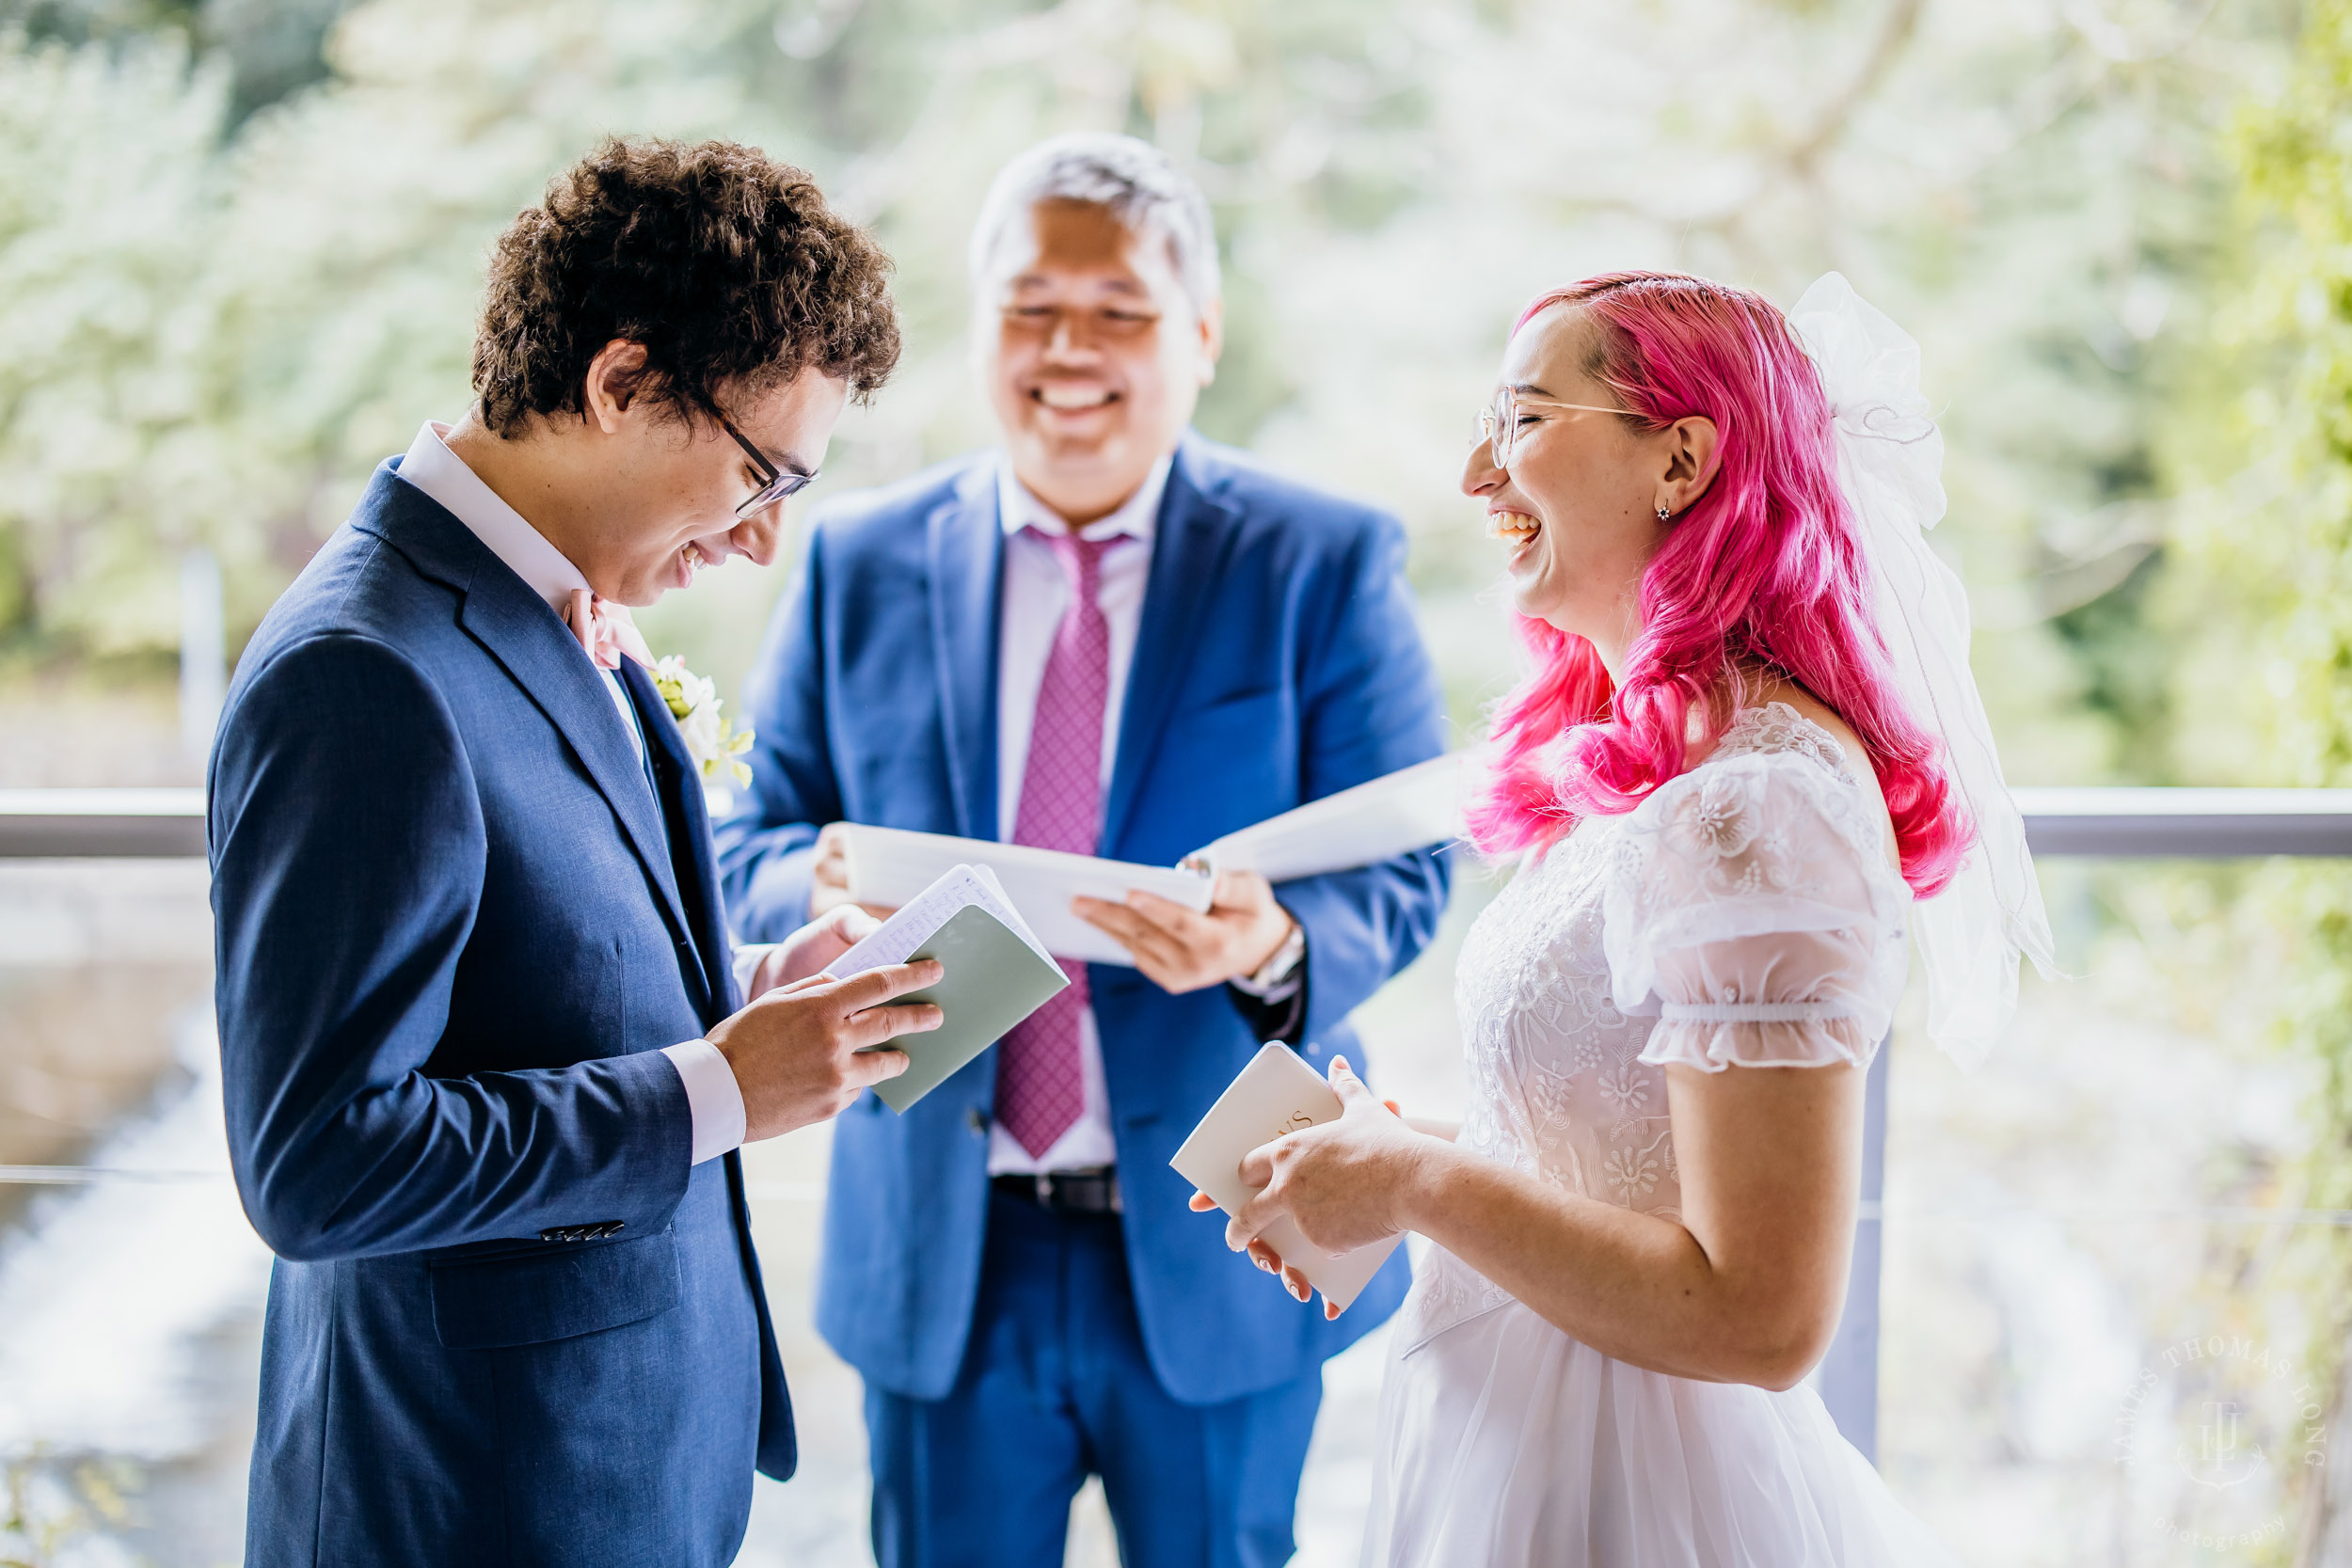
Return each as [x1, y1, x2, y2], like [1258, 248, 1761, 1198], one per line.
[1202, 270, 2052, 1564]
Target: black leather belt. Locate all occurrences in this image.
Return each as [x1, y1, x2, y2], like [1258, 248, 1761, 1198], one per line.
[992, 1166, 1120, 1214]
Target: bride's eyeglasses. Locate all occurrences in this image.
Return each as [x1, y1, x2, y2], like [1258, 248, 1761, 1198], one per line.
[719, 415, 820, 519]
[1476, 387, 1627, 468]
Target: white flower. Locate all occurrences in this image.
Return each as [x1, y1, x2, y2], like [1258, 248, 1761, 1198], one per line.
[650, 654, 755, 789]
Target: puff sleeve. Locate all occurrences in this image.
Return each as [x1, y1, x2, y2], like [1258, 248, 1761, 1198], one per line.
[1601, 754, 1910, 1072]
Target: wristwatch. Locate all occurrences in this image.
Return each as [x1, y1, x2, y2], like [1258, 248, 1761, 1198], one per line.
[1230, 918, 1306, 997]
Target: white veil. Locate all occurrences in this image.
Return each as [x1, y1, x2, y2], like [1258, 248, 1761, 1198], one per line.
[1787, 273, 2058, 1069]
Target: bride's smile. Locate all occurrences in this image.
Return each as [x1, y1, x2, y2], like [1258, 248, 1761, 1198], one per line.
[1483, 505, 1539, 563]
[1461, 305, 1713, 681]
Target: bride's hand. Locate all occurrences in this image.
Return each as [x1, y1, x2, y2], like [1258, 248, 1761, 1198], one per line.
[1191, 1057, 1436, 1317]
[1184, 1203, 1318, 1311]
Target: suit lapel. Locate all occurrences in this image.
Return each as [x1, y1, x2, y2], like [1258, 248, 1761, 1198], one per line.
[1102, 439, 1241, 854]
[621, 660, 729, 1018]
[356, 473, 699, 958]
[927, 465, 1004, 843]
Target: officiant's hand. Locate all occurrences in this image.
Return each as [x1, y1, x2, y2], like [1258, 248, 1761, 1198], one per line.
[807, 821, 898, 922]
[1198, 1057, 1430, 1318]
[708, 961, 945, 1140]
[1073, 869, 1296, 994]
[748, 904, 883, 999]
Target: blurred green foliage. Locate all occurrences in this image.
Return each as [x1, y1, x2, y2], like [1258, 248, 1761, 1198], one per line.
[0, 0, 2304, 792]
[6, 0, 354, 121]
[2165, 0, 2352, 1548]
[0, 1448, 139, 1567]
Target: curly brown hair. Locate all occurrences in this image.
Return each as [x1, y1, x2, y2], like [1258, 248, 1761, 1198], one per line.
[472, 138, 900, 436]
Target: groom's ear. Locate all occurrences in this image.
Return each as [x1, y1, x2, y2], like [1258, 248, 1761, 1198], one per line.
[581, 340, 660, 434]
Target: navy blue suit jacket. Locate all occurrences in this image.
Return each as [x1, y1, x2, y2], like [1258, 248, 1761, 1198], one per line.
[211, 466, 789, 1567]
[716, 434, 1452, 1405]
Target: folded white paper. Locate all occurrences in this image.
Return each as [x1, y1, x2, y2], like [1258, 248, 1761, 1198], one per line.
[827, 863, 1055, 976]
[1168, 1042, 1404, 1312]
[837, 755, 1463, 966]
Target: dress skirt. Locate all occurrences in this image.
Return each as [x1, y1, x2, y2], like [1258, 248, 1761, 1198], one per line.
[1361, 1263, 1964, 1568]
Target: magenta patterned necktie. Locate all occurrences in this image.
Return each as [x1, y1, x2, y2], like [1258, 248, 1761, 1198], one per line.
[995, 529, 1113, 1158]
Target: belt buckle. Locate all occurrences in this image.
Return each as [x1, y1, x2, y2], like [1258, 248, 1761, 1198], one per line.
[1022, 1167, 1116, 1212]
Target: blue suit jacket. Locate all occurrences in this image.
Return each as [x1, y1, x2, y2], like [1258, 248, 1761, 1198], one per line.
[717, 434, 1452, 1405]
[210, 466, 790, 1567]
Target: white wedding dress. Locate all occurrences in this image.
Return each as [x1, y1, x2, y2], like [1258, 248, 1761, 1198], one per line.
[1361, 704, 1965, 1567]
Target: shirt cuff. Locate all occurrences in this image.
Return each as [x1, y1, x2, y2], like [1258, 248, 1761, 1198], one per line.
[660, 1038, 748, 1165]
[731, 942, 774, 1002]
[1229, 920, 1307, 999]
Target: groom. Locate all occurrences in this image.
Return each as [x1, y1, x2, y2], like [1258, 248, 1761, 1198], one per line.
[208, 139, 939, 1567]
[717, 134, 1453, 1566]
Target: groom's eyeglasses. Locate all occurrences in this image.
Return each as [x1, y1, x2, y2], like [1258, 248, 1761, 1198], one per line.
[720, 415, 819, 519]
[1476, 387, 1628, 468]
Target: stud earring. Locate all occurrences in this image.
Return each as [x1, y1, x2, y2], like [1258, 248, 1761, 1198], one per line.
[1656, 504, 1673, 522]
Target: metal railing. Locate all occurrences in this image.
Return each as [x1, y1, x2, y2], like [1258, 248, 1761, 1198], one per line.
[0, 788, 207, 858]
[1815, 786, 2352, 1461]
[6, 784, 2352, 1463]
[11, 784, 2351, 860]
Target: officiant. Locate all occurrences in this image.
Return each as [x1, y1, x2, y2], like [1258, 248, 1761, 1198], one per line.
[716, 133, 1451, 1568]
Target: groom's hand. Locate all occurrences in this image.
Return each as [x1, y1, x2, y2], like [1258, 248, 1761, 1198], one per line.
[707, 961, 945, 1140]
[1073, 870, 1295, 994]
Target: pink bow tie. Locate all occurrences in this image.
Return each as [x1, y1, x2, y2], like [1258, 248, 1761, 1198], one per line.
[563, 589, 654, 673]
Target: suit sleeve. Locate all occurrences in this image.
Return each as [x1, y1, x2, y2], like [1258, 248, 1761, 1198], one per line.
[1263, 514, 1454, 1049]
[714, 530, 843, 942]
[210, 632, 692, 1262]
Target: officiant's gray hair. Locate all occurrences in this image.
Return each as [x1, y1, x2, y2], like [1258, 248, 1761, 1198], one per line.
[968, 133, 1220, 312]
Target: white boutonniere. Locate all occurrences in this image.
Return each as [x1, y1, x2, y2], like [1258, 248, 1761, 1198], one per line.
[650, 655, 755, 790]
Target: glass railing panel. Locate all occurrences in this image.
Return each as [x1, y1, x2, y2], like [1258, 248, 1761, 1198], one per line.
[1877, 856, 2345, 1566]
[4, 834, 2345, 1565]
[0, 858, 252, 1567]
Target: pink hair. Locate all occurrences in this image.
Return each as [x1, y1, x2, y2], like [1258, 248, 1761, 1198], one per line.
[1462, 271, 1970, 897]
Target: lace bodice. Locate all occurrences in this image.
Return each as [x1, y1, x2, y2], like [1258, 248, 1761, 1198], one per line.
[1401, 705, 1912, 1349]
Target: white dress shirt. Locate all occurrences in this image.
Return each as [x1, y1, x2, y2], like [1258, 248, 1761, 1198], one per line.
[395, 420, 747, 1168]
[986, 451, 1170, 1175]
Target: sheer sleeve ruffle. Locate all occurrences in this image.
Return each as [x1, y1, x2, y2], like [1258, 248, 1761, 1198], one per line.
[1601, 752, 1910, 1073]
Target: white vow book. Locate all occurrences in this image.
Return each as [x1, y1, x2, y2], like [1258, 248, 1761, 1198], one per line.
[1168, 1043, 1406, 1312]
[836, 754, 1464, 967]
[1186, 753, 1463, 882]
[835, 829, 1213, 967]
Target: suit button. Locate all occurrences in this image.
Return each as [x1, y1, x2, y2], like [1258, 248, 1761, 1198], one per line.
[539, 1223, 622, 1243]
[966, 1107, 988, 1136]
